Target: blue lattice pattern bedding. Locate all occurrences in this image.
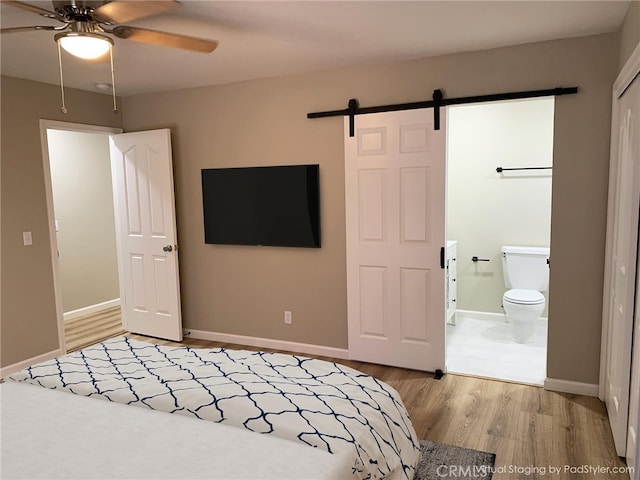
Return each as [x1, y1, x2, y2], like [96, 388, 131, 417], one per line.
[9, 337, 420, 480]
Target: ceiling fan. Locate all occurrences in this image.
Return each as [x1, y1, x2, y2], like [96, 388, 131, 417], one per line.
[1, 0, 219, 59]
[1, 0, 218, 113]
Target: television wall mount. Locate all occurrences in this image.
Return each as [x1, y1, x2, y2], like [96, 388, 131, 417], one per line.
[308, 87, 578, 137]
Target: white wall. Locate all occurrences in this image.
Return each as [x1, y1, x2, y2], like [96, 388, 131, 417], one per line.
[48, 129, 119, 313]
[447, 98, 555, 314]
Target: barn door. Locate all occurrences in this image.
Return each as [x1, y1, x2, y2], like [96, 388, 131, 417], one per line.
[109, 129, 183, 342]
[345, 109, 446, 372]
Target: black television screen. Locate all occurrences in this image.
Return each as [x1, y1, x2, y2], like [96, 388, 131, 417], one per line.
[201, 164, 321, 248]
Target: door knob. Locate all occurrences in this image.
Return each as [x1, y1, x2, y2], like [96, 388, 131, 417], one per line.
[163, 245, 173, 252]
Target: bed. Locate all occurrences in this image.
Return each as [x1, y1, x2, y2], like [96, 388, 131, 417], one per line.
[1, 381, 353, 479]
[3, 337, 420, 479]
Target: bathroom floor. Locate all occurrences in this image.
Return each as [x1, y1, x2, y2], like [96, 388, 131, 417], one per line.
[446, 313, 547, 385]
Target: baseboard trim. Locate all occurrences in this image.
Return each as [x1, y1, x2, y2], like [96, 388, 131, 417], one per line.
[185, 329, 349, 360]
[456, 309, 506, 323]
[544, 377, 599, 397]
[1, 348, 62, 380]
[455, 309, 548, 324]
[64, 298, 120, 322]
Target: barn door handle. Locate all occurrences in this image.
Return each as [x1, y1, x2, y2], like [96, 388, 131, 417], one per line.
[163, 245, 173, 253]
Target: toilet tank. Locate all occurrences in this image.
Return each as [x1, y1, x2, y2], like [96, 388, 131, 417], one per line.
[501, 246, 550, 291]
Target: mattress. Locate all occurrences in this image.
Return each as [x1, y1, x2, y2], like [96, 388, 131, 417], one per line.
[7, 337, 420, 479]
[1, 381, 353, 479]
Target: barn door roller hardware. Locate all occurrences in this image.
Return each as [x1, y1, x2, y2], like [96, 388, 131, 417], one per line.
[308, 87, 578, 137]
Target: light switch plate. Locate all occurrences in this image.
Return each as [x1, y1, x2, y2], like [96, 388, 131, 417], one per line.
[23, 231, 33, 246]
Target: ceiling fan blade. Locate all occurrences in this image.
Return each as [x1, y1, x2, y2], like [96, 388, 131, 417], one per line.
[112, 26, 218, 53]
[94, 1, 179, 24]
[1, 25, 60, 34]
[2, 0, 58, 19]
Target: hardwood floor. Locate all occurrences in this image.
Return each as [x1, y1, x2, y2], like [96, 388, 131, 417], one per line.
[64, 306, 125, 352]
[67, 326, 629, 479]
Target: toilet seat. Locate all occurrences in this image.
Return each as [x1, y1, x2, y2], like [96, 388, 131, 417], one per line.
[503, 289, 545, 305]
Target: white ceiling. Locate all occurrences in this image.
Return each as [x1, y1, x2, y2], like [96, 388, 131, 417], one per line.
[0, 0, 631, 97]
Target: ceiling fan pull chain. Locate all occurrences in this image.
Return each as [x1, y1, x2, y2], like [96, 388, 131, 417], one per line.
[109, 44, 118, 114]
[57, 42, 67, 114]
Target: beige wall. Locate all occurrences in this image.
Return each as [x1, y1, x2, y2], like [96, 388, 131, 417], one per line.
[1, 76, 122, 368]
[47, 130, 119, 313]
[447, 98, 555, 315]
[123, 33, 617, 384]
[2, 27, 629, 384]
[618, 0, 640, 70]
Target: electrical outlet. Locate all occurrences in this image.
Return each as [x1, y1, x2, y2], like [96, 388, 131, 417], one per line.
[284, 311, 292, 324]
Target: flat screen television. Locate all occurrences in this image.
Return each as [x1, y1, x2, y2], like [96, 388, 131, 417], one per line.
[201, 164, 321, 248]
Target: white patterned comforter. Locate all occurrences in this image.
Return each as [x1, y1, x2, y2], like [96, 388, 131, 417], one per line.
[9, 337, 420, 480]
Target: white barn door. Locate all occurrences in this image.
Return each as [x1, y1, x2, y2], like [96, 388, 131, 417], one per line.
[109, 129, 183, 341]
[345, 109, 446, 372]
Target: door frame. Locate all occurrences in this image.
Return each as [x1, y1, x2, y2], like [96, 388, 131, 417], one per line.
[39, 119, 123, 355]
[599, 41, 640, 456]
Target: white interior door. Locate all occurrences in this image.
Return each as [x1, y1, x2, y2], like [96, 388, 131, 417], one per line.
[629, 243, 640, 476]
[345, 108, 446, 372]
[603, 66, 640, 457]
[109, 129, 183, 341]
[623, 70, 640, 474]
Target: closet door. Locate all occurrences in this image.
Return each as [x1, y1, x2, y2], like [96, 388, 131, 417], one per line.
[623, 67, 640, 474]
[629, 241, 640, 476]
[601, 45, 640, 460]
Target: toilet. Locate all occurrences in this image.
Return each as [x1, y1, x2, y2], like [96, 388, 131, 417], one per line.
[501, 246, 550, 343]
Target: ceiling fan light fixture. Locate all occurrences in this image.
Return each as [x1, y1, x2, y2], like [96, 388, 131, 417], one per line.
[55, 32, 113, 59]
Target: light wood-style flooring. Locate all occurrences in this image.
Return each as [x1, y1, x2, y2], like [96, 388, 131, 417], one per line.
[64, 306, 125, 352]
[65, 319, 629, 480]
